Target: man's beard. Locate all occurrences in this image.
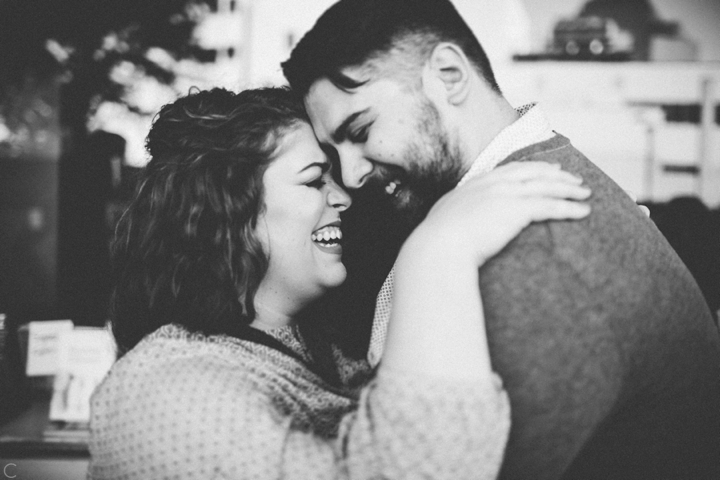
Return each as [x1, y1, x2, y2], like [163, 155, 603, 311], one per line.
[366, 98, 465, 230]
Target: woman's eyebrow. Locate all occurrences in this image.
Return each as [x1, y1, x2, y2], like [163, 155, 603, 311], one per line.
[298, 161, 330, 174]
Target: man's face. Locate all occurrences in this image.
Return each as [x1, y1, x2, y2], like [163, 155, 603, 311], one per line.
[305, 74, 464, 226]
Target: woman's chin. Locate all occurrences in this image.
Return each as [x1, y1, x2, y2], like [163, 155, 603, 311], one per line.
[321, 266, 348, 291]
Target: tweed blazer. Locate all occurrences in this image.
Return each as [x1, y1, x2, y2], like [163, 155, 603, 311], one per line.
[482, 134, 720, 480]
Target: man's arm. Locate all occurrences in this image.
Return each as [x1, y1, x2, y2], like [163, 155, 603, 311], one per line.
[480, 222, 624, 480]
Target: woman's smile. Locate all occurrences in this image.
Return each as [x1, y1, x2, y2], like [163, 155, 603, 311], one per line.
[311, 221, 343, 254]
[254, 123, 352, 314]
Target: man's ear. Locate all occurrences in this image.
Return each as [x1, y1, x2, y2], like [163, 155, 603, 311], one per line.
[422, 42, 471, 106]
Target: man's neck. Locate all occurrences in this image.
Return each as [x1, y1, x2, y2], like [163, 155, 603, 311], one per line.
[459, 92, 520, 174]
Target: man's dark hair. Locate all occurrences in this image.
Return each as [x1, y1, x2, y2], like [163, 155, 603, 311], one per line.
[282, 0, 500, 98]
[111, 87, 309, 355]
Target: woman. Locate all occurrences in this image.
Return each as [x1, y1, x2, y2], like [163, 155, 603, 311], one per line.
[88, 87, 591, 479]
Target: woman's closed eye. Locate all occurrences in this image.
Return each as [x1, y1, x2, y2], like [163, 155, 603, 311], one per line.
[302, 161, 332, 189]
[306, 178, 326, 189]
[306, 174, 329, 189]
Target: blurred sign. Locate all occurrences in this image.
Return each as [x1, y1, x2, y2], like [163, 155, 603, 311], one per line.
[25, 320, 74, 376]
[49, 327, 116, 423]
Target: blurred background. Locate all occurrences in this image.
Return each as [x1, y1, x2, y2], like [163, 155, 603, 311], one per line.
[1, 2, 719, 475]
[0, 0, 718, 332]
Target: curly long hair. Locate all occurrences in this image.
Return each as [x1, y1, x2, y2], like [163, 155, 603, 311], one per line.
[111, 87, 309, 355]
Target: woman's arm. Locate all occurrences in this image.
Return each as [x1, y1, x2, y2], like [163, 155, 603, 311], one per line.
[345, 162, 591, 478]
[382, 161, 591, 382]
[89, 343, 511, 480]
[89, 163, 591, 480]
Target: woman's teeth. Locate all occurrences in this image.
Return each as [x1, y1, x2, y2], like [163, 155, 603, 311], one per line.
[311, 226, 342, 245]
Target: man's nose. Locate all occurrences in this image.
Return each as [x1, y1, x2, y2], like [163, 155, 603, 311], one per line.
[337, 146, 373, 189]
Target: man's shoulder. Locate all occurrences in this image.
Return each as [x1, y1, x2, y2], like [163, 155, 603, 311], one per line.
[500, 133, 640, 217]
[500, 133, 589, 171]
[485, 132, 708, 318]
[503, 132, 569, 158]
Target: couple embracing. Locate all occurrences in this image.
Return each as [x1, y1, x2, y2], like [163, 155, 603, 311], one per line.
[89, 1, 720, 479]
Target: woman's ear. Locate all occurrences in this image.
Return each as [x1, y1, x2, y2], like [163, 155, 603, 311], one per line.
[422, 42, 472, 106]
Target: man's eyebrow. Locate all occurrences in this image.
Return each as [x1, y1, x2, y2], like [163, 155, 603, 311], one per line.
[329, 71, 368, 91]
[331, 109, 369, 144]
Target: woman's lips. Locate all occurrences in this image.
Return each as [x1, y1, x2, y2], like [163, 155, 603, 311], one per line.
[311, 224, 343, 255]
[313, 242, 342, 255]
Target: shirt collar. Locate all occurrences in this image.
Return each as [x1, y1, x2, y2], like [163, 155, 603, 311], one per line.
[457, 104, 555, 188]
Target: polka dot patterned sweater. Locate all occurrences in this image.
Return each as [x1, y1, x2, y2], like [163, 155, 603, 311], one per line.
[88, 323, 510, 479]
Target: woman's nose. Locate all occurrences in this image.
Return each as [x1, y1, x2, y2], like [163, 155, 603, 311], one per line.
[327, 181, 352, 212]
[337, 146, 373, 189]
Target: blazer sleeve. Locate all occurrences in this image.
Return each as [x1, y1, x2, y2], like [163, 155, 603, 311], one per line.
[482, 220, 625, 480]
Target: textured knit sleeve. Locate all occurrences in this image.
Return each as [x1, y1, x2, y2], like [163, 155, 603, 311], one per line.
[333, 367, 510, 480]
[224, 367, 510, 480]
[89, 354, 510, 480]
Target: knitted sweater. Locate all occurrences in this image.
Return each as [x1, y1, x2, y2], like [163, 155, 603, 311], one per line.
[88, 324, 510, 479]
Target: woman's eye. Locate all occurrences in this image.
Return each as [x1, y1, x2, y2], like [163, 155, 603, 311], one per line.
[306, 177, 327, 189]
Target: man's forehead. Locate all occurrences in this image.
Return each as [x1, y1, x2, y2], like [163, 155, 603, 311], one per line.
[305, 61, 393, 110]
[306, 76, 344, 102]
[304, 78, 355, 137]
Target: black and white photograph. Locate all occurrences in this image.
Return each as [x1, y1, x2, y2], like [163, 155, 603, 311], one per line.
[0, 0, 719, 478]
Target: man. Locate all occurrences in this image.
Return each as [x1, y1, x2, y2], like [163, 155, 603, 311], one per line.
[282, 0, 720, 478]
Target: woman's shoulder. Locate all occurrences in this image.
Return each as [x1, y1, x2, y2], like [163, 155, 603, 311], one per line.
[95, 325, 269, 405]
[88, 326, 296, 479]
[118, 324, 251, 366]
[90, 325, 294, 449]
[95, 323, 344, 406]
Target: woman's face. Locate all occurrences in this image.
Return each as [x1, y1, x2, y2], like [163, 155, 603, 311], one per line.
[255, 122, 352, 314]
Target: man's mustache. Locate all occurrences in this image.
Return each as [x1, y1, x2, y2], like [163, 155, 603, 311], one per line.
[362, 163, 406, 190]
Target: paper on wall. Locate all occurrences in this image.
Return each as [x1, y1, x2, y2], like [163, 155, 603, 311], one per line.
[49, 326, 117, 423]
[25, 320, 74, 376]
